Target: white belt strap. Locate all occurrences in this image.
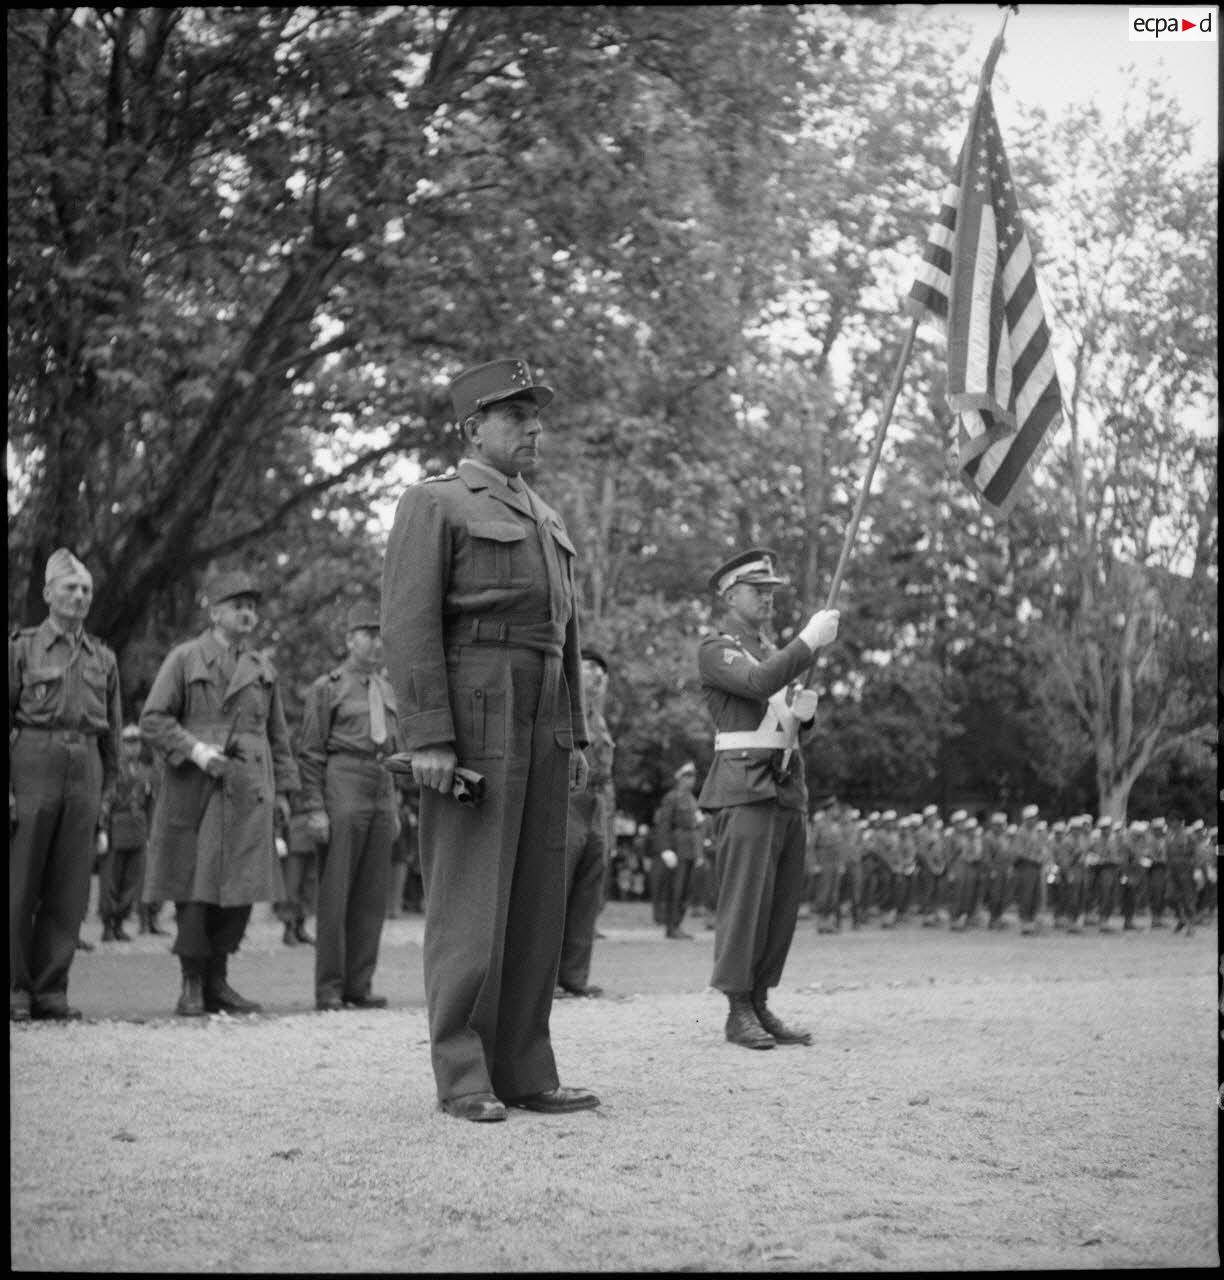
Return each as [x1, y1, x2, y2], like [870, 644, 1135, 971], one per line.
[714, 687, 798, 753]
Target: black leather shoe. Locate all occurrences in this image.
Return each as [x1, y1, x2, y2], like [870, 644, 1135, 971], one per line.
[204, 982, 262, 1014]
[147, 921, 168, 937]
[32, 1004, 83, 1022]
[560, 984, 603, 999]
[316, 997, 343, 1011]
[503, 1085, 600, 1113]
[101, 922, 116, 942]
[441, 1092, 507, 1123]
[282, 923, 298, 947]
[725, 994, 775, 1049]
[753, 999, 813, 1046]
[75, 938, 95, 952]
[665, 927, 693, 940]
[343, 993, 388, 1008]
[113, 923, 132, 942]
[294, 924, 315, 946]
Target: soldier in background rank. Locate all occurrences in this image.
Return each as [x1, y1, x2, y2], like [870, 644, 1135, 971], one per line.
[98, 724, 157, 942]
[140, 570, 300, 1017]
[652, 760, 704, 941]
[299, 601, 399, 1011]
[557, 646, 615, 998]
[382, 357, 598, 1122]
[697, 548, 839, 1050]
[1013, 803, 1045, 935]
[9, 548, 123, 1020]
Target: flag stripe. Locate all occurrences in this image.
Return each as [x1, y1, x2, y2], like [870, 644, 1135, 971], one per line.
[907, 85, 1063, 516]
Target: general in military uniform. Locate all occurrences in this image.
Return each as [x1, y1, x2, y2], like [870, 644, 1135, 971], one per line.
[696, 548, 839, 1050]
[382, 357, 598, 1123]
[652, 760, 704, 940]
[9, 549, 123, 1020]
[140, 570, 300, 1017]
[557, 646, 615, 998]
[298, 600, 399, 1010]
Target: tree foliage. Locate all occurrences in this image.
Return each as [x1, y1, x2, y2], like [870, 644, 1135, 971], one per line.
[8, 7, 1216, 820]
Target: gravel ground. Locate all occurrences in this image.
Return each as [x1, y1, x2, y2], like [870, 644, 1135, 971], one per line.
[10, 901, 1219, 1272]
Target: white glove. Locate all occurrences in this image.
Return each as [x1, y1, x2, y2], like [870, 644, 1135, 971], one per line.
[799, 609, 839, 651]
[190, 741, 226, 774]
[790, 688, 820, 721]
[95, 830, 110, 856]
[660, 849, 678, 870]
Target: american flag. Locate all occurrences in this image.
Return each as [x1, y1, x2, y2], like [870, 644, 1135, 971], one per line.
[907, 86, 1063, 516]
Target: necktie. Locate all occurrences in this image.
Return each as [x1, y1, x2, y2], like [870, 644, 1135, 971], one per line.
[368, 677, 387, 747]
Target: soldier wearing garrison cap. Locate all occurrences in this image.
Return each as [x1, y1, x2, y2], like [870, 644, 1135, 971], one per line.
[651, 759, 704, 942]
[140, 568, 299, 1017]
[10, 548, 123, 1020]
[696, 546, 839, 1050]
[297, 598, 399, 1010]
[556, 645, 616, 998]
[382, 356, 597, 1122]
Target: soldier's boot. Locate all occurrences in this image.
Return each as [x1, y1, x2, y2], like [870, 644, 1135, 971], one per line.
[724, 993, 775, 1050]
[880, 909, 897, 929]
[293, 921, 314, 946]
[176, 959, 207, 1018]
[1149, 912, 1165, 928]
[113, 917, 132, 942]
[204, 957, 262, 1015]
[751, 989, 812, 1046]
[1066, 915, 1083, 935]
[282, 921, 298, 946]
[101, 919, 117, 943]
[949, 914, 967, 932]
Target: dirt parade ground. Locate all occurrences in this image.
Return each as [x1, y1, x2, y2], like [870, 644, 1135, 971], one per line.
[10, 898, 1220, 1273]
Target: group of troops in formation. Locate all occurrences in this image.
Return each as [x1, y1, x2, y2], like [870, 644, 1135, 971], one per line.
[803, 803, 1216, 937]
[10, 357, 1216, 1126]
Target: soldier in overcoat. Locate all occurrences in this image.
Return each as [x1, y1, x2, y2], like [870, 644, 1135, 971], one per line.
[382, 357, 598, 1123]
[9, 549, 122, 1020]
[696, 548, 839, 1050]
[298, 600, 399, 1010]
[140, 571, 299, 1016]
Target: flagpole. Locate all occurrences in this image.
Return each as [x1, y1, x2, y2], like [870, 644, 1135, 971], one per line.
[797, 4, 1016, 689]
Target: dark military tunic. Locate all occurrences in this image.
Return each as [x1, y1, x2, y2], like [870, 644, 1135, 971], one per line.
[10, 618, 122, 1013]
[697, 620, 816, 996]
[382, 458, 587, 1103]
[298, 658, 399, 1004]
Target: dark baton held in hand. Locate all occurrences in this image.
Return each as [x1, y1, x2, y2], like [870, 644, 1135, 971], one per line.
[383, 753, 485, 807]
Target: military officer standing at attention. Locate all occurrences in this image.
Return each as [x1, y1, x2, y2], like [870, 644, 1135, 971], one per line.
[382, 357, 598, 1123]
[697, 548, 839, 1050]
[140, 570, 300, 1016]
[10, 549, 123, 1021]
[556, 646, 615, 999]
[298, 600, 398, 1011]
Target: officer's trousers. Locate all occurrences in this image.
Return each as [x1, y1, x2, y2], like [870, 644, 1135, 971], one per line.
[315, 755, 394, 1003]
[9, 730, 103, 1013]
[709, 802, 805, 994]
[418, 646, 570, 1103]
[559, 792, 606, 991]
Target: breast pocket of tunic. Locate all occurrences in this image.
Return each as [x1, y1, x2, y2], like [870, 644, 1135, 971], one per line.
[22, 665, 65, 714]
[467, 521, 531, 588]
[81, 661, 111, 722]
